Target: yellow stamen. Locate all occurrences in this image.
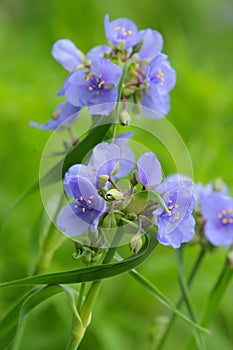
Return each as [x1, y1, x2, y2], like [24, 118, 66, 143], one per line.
[128, 30, 133, 35]
[51, 108, 62, 119]
[98, 73, 103, 78]
[169, 200, 173, 203]
[80, 196, 84, 201]
[218, 213, 223, 219]
[89, 195, 94, 199]
[222, 218, 228, 224]
[87, 200, 92, 204]
[98, 80, 105, 88]
[82, 207, 86, 213]
[175, 204, 179, 208]
[85, 75, 90, 81]
[114, 26, 121, 30]
[74, 205, 78, 208]
[89, 71, 94, 76]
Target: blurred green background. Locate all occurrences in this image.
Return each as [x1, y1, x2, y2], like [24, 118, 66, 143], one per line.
[0, 0, 233, 349]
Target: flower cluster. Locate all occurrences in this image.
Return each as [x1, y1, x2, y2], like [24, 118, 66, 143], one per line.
[30, 14, 176, 130]
[57, 140, 196, 249]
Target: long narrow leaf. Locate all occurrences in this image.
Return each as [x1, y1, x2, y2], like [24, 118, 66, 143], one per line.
[0, 231, 157, 288]
[0, 284, 82, 350]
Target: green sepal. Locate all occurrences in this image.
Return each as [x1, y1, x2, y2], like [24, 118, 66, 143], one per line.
[122, 191, 150, 215]
[123, 191, 170, 216]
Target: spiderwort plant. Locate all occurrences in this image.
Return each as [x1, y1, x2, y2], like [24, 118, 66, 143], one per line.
[1, 13, 232, 350]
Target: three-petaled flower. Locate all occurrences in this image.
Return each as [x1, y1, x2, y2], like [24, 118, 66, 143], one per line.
[104, 14, 141, 49]
[64, 57, 122, 115]
[154, 180, 195, 248]
[200, 192, 233, 246]
[141, 53, 176, 118]
[57, 176, 106, 237]
[137, 152, 163, 187]
[29, 102, 80, 130]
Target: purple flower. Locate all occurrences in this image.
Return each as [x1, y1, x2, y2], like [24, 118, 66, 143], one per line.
[137, 152, 163, 187]
[137, 29, 163, 61]
[64, 57, 122, 116]
[195, 181, 228, 206]
[52, 39, 83, 72]
[88, 143, 121, 188]
[200, 192, 233, 246]
[63, 164, 90, 197]
[86, 45, 112, 61]
[154, 180, 195, 248]
[114, 132, 135, 178]
[57, 176, 106, 236]
[141, 53, 176, 118]
[104, 14, 141, 49]
[29, 102, 80, 130]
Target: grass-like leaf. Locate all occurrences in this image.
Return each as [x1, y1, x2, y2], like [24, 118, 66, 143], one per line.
[0, 231, 157, 288]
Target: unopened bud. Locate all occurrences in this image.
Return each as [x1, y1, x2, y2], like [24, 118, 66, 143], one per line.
[98, 175, 109, 188]
[111, 162, 120, 176]
[132, 103, 142, 116]
[131, 40, 144, 55]
[80, 249, 93, 264]
[130, 170, 139, 187]
[106, 189, 123, 201]
[213, 178, 225, 192]
[129, 235, 143, 254]
[120, 110, 131, 126]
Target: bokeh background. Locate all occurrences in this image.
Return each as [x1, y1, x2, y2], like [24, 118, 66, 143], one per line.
[0, 0, 233, 349]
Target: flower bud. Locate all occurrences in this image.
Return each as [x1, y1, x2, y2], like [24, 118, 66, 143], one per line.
[131, 40, 144, 54]
[213, 178, 225, 192]
[129, 235, 143, 254]
[119, 110, 131, 126]
[122, 88, 134, 97]
[111, 161, 120, 176]
[105, 189, 123, 201]
[130, 170, 139, 187]
[132, 103, 142, 116]
[98, 175, 109, 188]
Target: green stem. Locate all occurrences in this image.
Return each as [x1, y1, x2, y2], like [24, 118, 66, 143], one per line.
[66, 229, 124, 349]
[186, 253, 233, 350]
[34, 196, 65, 275]
[34, 226, 65, 275]
[155, 247, 206, 350]
[77, 282, 86, 311]
[176, 248, 206, 350]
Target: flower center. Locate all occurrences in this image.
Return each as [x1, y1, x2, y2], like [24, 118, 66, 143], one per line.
[85, 71, 106, 92]
[155, 68, 165, 86]
[114, 25, 133, 38]
[73, 195, 95, 212]
[217, 208, 233, 225]
[164, 199, 180, 220]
